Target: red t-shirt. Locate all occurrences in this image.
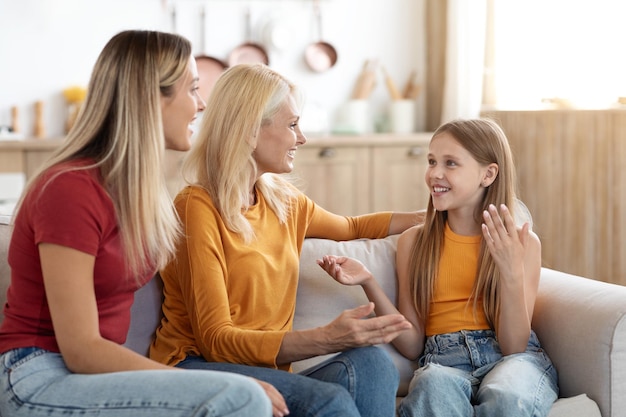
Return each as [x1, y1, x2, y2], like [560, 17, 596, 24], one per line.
[0, 160, 154, 354]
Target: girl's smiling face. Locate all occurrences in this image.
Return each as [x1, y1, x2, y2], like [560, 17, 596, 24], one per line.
[426, 132, 497, 217]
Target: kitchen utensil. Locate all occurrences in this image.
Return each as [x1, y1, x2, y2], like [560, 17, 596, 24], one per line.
[34, 101, 45, 139]
[195, 6, 227, 102]
[304, 0, 337, 72]
[402, 70, 421, 99]
[351, 60, 378, 100]
[10, 106, 19, 134]
[228, 6, 269, 66]
[382, 66, 402, 100]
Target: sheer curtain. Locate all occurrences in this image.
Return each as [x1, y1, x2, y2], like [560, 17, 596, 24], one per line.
[425, 0, 487, 130]
[441, 0, 487, 122]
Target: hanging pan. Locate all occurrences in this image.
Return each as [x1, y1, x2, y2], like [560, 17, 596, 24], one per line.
[195, 6, 227, 102]
[228, 6, 269, 66]
[304, 0, 338, 72]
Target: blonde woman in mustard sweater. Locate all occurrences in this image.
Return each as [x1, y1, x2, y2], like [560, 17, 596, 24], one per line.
[150, 63, 423, 417]
[318, 118, 559, 417]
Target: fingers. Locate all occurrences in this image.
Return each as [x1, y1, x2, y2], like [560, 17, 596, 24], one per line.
[344, 305, 412, 344]
[348, 302, 376, 319]
[482, 204, 518, 243]
[253, 379, 289, 417]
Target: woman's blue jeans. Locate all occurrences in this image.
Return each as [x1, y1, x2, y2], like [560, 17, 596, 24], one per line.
[0, 347, 271, 417]
[397, 330, 559, 417]
[178, 346, 400, 417]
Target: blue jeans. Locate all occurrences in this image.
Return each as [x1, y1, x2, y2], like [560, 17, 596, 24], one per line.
[0, 347, 271, 417]
[178, 346, 399, 417]
[397, 330, 558, 417]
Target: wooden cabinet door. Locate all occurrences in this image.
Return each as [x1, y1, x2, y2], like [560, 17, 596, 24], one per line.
[371, 144, 430, 212]
[24, 150, 55, 180]
[0, 150, 24, 174]
[292, 146, 370, 216]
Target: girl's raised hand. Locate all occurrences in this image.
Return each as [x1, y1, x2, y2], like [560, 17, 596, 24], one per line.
[316, 255, 374, 287]
[481, 203, 528, 278]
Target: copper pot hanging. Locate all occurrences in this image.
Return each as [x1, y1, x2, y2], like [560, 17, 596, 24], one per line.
[304, 0, 337, 72]
[228, 6, 269, 66]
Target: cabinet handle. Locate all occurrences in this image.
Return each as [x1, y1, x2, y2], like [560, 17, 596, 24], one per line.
[407, 146, 425, 158]
[318, 147, 336, 158]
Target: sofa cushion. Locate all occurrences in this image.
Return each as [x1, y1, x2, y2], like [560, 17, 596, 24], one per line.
[293, 235, 417, 396]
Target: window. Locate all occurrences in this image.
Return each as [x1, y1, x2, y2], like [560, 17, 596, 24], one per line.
[489, 0, 626, 109]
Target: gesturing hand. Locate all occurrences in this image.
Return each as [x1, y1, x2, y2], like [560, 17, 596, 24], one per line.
[481, 203, 528, 279]
[316, 255, 373, 287]
[322, 303, 412, 350]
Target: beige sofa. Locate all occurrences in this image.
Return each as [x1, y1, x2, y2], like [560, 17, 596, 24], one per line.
[1, 215, 625, 417]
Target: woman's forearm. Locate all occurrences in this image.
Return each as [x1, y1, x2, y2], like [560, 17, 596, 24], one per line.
[387, 210, 426, 235]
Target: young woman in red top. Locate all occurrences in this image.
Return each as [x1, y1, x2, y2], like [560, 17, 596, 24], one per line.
[0, 30, 281, 417]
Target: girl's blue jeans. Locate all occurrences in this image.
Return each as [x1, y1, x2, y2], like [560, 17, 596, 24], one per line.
[178, 345, 399, 417]
[397, 329, 559, 417]
[0, 347, 271, 417]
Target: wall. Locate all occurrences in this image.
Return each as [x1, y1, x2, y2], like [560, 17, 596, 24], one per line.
[0, 0, 425, 139]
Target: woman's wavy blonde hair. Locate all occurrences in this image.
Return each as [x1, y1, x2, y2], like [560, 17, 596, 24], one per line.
[16, 30, 191, 276]
[408, 118, 520, 330]
[183, 63, 300, 242]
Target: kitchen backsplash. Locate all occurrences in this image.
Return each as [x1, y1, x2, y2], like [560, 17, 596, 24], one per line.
[0, 0, 425, 138]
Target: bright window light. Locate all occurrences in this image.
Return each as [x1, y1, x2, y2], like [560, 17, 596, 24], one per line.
[491, 0, 626, 109]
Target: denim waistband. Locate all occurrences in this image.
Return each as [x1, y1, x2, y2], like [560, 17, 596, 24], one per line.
[1, 347, 47, 368]
[425, 329, 540, 352]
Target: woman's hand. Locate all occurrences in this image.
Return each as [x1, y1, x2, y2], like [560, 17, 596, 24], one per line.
[277, 302, 411, 364]
[252, 379, 289, 417]
[316, 255, 374, 287]
[322, 302, 412, 350]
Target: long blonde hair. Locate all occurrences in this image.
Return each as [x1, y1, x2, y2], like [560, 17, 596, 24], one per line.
[183, 63, 300, 242]
[16, 30, 191, 276]
[409, 118, 519, 329]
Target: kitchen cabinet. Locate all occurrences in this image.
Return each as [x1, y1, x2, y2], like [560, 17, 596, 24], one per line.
[293, 146, 371, 216]
[370, 143, 429, 213]
[481, 109, 626, 286]
[0, 139, 63, 178]
[292, 133, 431, 216]
[0, 133, 433, 216]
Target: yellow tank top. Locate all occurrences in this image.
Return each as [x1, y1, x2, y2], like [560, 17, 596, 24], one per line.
[425, 223, 490, 336]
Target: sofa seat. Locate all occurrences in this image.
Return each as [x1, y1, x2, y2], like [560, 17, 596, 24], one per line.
[2, 217, 624, 416]
[292, 236, 626, 417]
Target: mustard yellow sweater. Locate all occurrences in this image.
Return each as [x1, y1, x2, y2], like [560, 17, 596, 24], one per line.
[150, 184, 392, 370]
[426, 223, 490, 336]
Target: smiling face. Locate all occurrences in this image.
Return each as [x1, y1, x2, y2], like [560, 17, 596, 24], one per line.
[254, 95, 306, 175]
[426, 132, 498, 218]
[160, 56, 206, 151]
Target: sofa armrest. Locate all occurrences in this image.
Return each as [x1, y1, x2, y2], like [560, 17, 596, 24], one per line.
[533, 268, 626, 417]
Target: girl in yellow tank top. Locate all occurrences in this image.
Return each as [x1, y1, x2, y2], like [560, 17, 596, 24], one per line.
[318, 118, 559, 417]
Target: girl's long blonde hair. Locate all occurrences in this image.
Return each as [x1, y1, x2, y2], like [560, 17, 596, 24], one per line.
[16, 30, 191, 276]
[409, 118, 520, 330]
[183, 63, 300, 242]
